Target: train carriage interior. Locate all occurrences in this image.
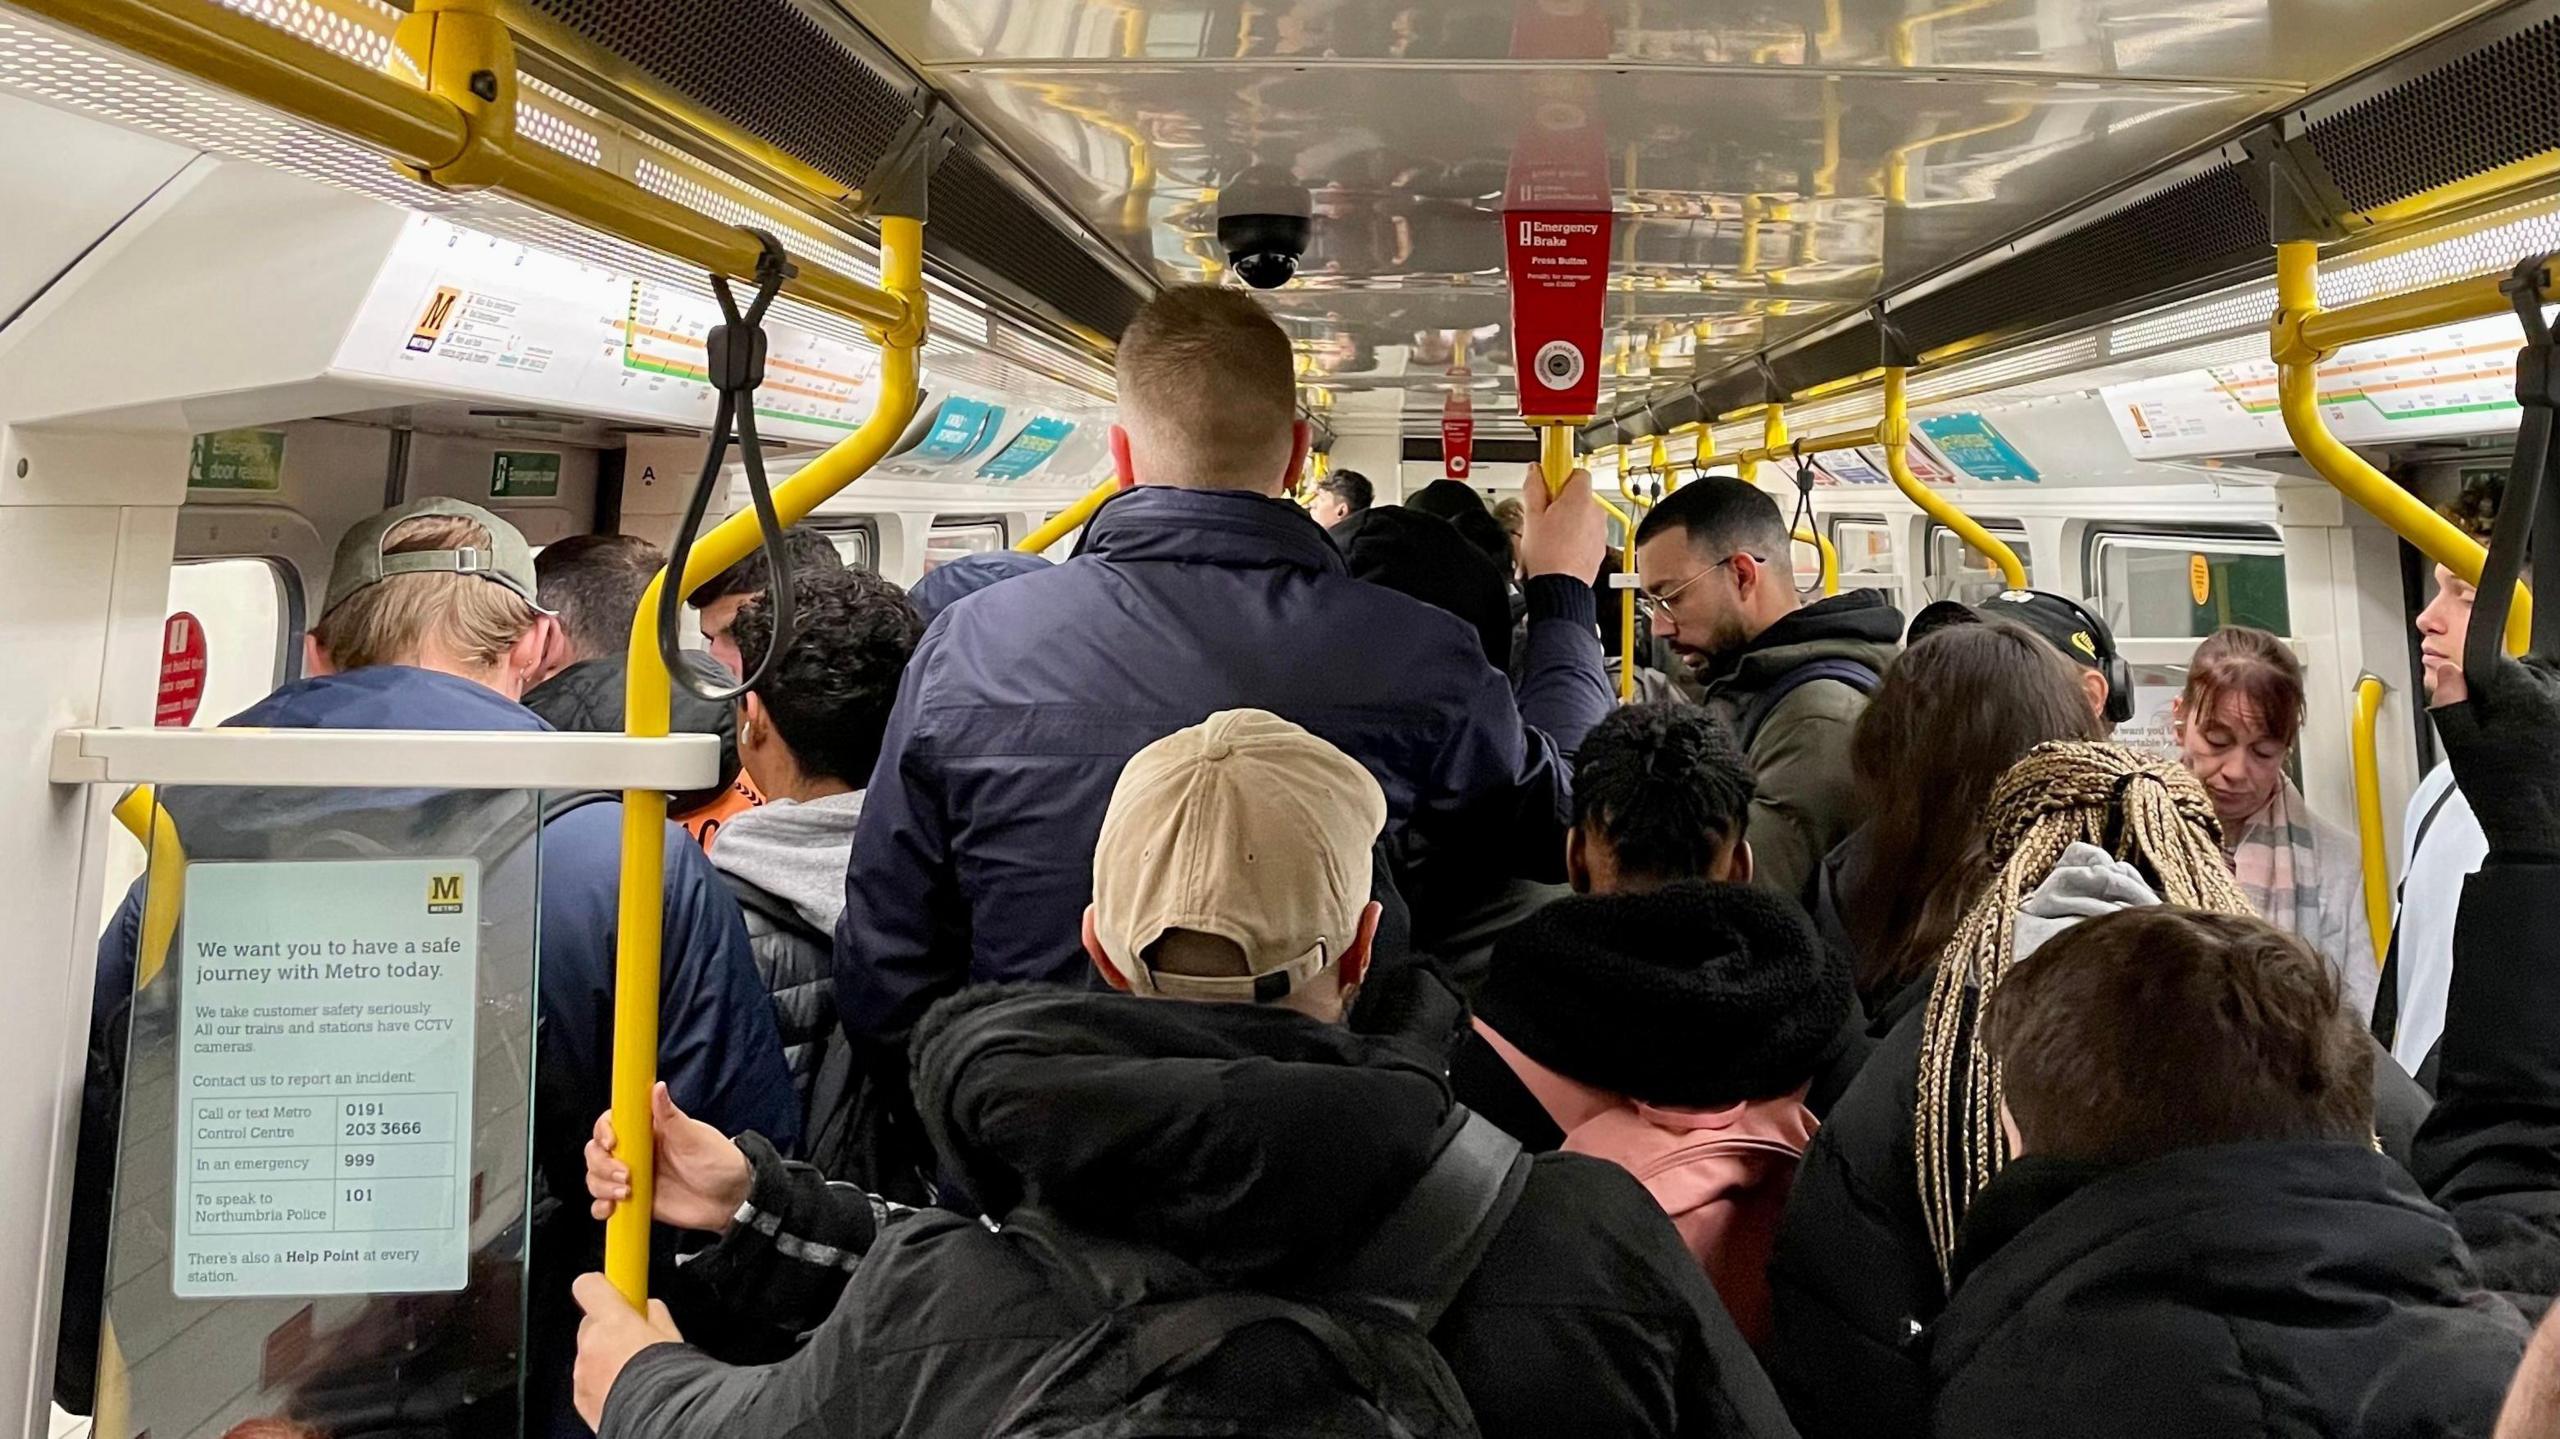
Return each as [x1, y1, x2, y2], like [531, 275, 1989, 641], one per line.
[12, 1, 2560, 1436]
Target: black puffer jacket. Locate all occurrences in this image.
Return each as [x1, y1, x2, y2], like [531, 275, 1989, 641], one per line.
[1928, 1143, 2527, 1438]
[598, 986, 1798, 1439]
[523, 653, 741, 813]
[723, 876, 835, 1094]
[1768, 974, 2438, 1439]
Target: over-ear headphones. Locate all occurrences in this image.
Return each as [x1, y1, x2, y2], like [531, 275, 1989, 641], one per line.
[2039, 591, 2135, 726]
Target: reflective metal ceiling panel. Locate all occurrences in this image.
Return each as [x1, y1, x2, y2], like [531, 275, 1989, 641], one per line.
[834, 0, 2500, 408]
[856, 0, 2496, 89]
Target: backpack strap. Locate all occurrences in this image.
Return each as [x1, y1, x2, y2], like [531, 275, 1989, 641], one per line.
[1314, 1109, 1532, 1331]
[1736, 658, 1881, 750]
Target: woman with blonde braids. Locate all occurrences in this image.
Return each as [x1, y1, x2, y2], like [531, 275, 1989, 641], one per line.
[1910, 741, 2250, 1275]
[1765, 741, 2436, 1439]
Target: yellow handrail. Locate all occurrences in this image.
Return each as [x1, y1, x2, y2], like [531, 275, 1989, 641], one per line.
[1793, 527, 1841, 596]
[1741, 407, 1789, 483]
[17, 0, 919, 338]
[113, 786, 185, 988]
[2272, 240, 2531, 651]
[1538, 424, 1576, 496]
[1597, 493, 1639, 703]
[2350, 674, 2392, 971]
[1881, 366, 2026, 587]
[608, 216, 927, 1305]
[1021, 477, 1121, 553]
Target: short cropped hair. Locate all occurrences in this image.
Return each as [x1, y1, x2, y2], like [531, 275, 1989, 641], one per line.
[315, 512, 540, 671]
[1116, 285, 1297, 490]
[1987, 907, 2373, 1168]
[1634, 473, 1793, 574]
[536, 533, 664, 662]
[1318, 469, 1373, 513]
[731, 568, 923, 786]
[688, 525, 844, 609]
[1572, 703, 1755, 881]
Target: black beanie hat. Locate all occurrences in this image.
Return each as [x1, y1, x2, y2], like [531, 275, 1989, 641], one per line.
[1475, 881, 1851, 1108]
[1330, 504, 1514, 670]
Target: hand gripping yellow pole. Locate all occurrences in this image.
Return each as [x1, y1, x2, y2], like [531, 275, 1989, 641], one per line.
[2273, 241, 2530, 652]
[1538, 423, 1576, 497]
[2350, 675, 2393, 971]
[1881, 366, 2026, 588]
[607, 218, 926, 1305]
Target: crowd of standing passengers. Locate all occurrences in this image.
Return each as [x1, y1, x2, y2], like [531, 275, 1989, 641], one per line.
[55, 282, 2560, 1438]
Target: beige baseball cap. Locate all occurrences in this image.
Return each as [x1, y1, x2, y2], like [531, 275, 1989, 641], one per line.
[323, 497, 545, 619]
[1094, 708, 1388, 1003]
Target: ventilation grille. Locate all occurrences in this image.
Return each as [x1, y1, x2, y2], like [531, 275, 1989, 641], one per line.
[929, 149, 1146, 340]
[522, 0, 1151, 338]
[2307, 13, 2560, 214]
[1891, 165, 2265, 358]
[521, 0, 908, 189]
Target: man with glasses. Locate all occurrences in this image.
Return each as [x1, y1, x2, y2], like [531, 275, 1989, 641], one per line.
[1633, 477, 1903, 897]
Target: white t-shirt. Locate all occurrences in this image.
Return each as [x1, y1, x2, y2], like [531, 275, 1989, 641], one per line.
[2389, 761, 2489, 1071]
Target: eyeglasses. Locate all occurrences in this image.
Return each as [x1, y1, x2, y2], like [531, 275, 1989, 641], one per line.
[1636, 554, 1762, 627]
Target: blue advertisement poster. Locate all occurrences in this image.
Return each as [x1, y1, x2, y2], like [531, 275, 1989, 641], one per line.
[1917, 412, 2041, 483]
[977, 416, 1077, 481]
[917, 395, 1007, 463]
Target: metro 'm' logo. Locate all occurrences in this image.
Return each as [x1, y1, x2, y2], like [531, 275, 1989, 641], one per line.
[407, 287, 460, 353]
[426, 873, 465, 914]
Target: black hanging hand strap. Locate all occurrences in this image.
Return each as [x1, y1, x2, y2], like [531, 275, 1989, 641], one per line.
[1789, 444, 1821, 597]
[656, 230, 802, 703]
[2473, 255, 2560, 674]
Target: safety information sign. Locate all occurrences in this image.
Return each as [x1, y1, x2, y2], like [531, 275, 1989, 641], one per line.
[977, 417, 1077, 481]
[1504, 212, 1613, 418]
[172, 858, 479, 1298]
[1917, 413, 2041, 483]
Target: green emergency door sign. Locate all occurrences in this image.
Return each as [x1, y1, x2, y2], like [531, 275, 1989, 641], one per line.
[189, 429, 288, 491]
[490, 450, 562, 499]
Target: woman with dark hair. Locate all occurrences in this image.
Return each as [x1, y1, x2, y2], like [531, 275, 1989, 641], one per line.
[1809, 621, 2109, 1024]
[2172, 625, 2374, 1016]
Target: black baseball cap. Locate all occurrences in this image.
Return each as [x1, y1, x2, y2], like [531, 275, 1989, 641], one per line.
[1908, 589, 2115, 672]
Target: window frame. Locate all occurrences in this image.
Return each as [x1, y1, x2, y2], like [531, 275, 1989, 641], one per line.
[810, 518, 880, 573]
[921, 514, 1010, 571]
[2081, 523, 2289, 640]
[171, 553, 304, 691]
[1922, 520, 2033, 604]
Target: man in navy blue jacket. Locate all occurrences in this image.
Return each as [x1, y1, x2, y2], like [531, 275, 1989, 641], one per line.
[835, 285, 1613, 1065]
[59, 499, 796, 1433]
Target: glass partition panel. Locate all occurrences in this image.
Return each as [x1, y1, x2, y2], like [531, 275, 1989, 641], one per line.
[1924, 525, 2034, 606]
[99, 784, 540, 1439]
[2091, 532, 2289, 638]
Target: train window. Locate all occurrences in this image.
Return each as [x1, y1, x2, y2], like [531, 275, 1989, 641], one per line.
[1925, 524, 2034, 606]
[1828, 517, 1903, 596]
[923, 517, 1006, 572]
[821, 523, 876, 572]
[163, 557, 297, 725]
[2089, 530, 2289, 638]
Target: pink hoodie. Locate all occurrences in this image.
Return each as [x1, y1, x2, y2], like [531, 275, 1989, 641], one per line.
[1474, 1017, 1817, 1346]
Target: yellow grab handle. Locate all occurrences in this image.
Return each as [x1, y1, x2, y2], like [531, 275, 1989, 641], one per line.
[2350, 675, 2392, 971]
[2273, 241, 2529, 653]
[1793, 527, 1841, 596]
[1020, 477, 1120, 554]
[1597, 494, 1639, 703]
[608, 216, 927, 1306]
[1881, 367, 2026, 588]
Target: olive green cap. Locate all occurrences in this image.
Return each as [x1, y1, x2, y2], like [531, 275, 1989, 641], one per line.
[323, 497, 545, 619]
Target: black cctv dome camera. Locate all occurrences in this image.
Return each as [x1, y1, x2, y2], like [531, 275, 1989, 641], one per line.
[1218, 166, 1311, 290]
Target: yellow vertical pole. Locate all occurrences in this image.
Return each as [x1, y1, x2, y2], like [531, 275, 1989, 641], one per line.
[1538, 423, 1575, 496]
[1598, 494, 1639, 703]
[2351, 675, 2392, 970]
[606, 217, 927, 1305]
